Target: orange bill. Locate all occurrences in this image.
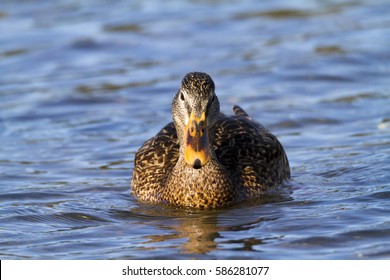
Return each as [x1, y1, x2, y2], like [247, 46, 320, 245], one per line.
[183, 112, 210, 169]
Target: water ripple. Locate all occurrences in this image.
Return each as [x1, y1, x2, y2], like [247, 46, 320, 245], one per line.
[0, 0, 389, 260]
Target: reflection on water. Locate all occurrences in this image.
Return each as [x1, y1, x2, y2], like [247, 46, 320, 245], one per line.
[143, 211, 221, 255]
[125, 194, 287, 256]
[0, 0, 389, 259]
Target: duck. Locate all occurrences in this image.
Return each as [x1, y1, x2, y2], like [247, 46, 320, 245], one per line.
[131, 72, 290, 209]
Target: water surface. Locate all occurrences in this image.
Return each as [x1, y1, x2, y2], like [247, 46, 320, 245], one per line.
[0, 0, 389, 259]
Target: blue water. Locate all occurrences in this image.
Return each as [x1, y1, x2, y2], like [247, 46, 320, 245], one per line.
[0, 0, 389, 259]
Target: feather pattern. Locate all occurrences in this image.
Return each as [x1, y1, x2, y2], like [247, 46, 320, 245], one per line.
[131, 72, 290, 208]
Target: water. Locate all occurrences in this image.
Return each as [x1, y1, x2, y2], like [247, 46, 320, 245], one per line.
[0, 0, 389, 259]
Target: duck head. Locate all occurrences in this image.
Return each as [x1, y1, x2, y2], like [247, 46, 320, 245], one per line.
[172, 72, 220, 169]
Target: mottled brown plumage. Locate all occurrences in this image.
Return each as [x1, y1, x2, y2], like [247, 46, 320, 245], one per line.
[131, 72, 290, 209]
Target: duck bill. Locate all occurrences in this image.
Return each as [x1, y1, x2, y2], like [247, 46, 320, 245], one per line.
[184, 112, 210, 169]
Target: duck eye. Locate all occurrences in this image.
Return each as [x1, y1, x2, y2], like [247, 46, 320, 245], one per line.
[180, 92, 185, 101]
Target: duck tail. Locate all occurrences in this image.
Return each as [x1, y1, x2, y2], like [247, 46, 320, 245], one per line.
[233, 105, 249, 118]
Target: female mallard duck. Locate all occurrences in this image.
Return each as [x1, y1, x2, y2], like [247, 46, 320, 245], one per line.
[131, 72, 290, 209]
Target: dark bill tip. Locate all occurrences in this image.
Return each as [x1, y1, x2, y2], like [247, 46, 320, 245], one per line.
[193, 159, 202, 169]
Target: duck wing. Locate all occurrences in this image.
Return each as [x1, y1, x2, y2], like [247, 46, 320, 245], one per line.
[213, 105, 290, 193]
[131, 122, 179, 202]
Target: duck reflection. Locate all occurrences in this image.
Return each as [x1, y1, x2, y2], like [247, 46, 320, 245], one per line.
[127, 197, 283, 255]
[145, 212, 220, 254]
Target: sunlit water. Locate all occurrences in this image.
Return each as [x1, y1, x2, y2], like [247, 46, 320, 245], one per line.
[1, 0, 389, 259]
